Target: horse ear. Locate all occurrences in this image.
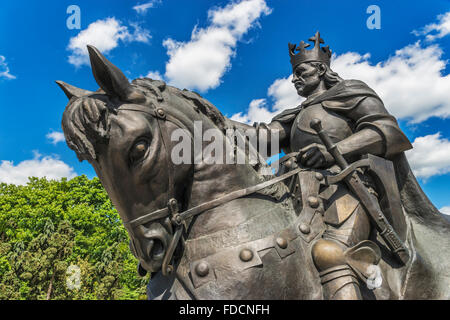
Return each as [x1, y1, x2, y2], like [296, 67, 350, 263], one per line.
[87, 45, 132, 100]
[55, 80, 93, 99]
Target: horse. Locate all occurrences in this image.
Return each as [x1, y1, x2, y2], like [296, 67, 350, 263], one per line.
[58, 45, 450, 300]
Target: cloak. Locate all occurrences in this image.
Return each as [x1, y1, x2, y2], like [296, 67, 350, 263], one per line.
[271, 79, 449, 232]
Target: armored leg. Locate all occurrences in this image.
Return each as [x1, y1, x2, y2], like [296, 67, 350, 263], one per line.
[312, 184, 373, 300]
[311, 239, 362, 299]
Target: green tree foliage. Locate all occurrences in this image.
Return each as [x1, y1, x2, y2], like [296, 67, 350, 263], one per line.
[0, 175, 149, 300]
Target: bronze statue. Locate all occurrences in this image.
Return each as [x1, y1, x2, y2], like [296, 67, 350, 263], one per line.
[231, 31, 416, 299]
[57, 32, 450, 300]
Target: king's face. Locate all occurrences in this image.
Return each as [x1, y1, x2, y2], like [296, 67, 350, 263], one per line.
[292, 62, 321, 98]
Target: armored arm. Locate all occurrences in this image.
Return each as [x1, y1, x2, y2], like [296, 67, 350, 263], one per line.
[334, 97, 412, 161]
[335, 127, 384, 159]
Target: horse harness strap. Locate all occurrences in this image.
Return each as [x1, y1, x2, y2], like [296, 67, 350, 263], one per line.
[154, 107, 175, 204]
[173, 167, 303, 224]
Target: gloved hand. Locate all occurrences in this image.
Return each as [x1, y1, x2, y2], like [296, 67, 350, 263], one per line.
[297, 143, 335, 169]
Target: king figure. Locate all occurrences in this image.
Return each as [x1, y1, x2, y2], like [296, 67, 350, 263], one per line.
[232, 31, 413, 299]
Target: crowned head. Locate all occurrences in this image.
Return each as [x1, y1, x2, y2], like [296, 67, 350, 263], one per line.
[288, 31, 332, 69]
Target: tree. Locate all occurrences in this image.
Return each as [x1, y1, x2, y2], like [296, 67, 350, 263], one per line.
[0, 176, 148, 300]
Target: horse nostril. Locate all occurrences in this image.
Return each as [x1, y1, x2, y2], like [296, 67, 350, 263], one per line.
[145, 238, 165, 261]
[152, 239, 165, 257]
[136, 224, 168, 262]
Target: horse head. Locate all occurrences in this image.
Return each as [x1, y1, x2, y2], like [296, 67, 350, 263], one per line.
[58, 46, 230, 274]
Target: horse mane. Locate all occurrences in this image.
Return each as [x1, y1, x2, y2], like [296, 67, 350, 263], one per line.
[133, 78, 228, 131]
[61, 93, 111, 162]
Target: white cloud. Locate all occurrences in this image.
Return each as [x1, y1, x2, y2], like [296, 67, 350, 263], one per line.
[413, 12, 450, 41]
[231, 76, 303, 124]
[133, 1, 160, 14]
[267, 75, 303, 112]
[163, 0, 271, 92]
[67, 17, 151, 67]
[331, 43, 450, 123]
[46, 131, 65, 145]
[129, 22, 152, 43]
[231, 99, 276, 124]
[0, 55, 16, 80]
[0, 152, 77, 185]
[406, 133, 450, 179]
[145, 70, 163, 80]
[440, 206, 450, 215]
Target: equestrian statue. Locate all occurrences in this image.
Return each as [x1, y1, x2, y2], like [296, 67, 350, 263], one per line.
[57, 32, 450, 300]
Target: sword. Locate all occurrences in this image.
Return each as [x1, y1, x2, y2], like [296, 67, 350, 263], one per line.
[310, 118, 410, 265]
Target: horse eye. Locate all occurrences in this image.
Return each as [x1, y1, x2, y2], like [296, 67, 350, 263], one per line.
[129, 140, 148, 164]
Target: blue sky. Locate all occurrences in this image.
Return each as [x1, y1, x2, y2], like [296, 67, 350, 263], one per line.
[0, 0, 449, 213]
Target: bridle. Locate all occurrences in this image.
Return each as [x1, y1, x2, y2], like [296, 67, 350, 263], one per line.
[120, 103, 303, 276]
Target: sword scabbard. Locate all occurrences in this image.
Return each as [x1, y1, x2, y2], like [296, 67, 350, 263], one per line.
[310, 119, 410, 265]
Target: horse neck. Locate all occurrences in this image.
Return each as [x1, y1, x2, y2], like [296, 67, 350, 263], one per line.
[189, 162, 261, 207]
[166, 109, 291, 241]
[185, 154, 291, 241]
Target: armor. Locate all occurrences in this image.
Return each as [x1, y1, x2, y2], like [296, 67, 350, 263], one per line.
[290, 102, 353, 152]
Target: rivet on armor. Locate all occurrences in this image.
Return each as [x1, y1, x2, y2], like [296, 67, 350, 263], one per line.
[173, 215, 182, 225]
[285, 159, 293, 168]
[168, 198, 178, 213]
[195, 261, 209, 277]
[307, 196, 320, 208]
[276, 237, 288, 249]
[239, 248, 254, 262]
[157, 108, 165, 117]
[299, 223, 311, 234]
[315, 172, 324, 181]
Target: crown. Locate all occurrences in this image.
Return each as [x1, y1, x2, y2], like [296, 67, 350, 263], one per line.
[288, 31, 332, 68]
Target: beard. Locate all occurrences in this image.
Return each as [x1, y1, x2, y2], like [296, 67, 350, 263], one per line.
[294, 81, 306, 97]
[294, 77, 320, 98]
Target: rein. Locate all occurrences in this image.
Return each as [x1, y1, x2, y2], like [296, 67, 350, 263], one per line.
[120, 104, 302, 276]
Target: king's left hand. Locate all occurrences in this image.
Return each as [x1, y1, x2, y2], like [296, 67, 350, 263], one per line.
[297, 143, 335, 169]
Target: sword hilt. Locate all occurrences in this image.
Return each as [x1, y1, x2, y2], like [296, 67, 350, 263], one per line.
[310, 119, 348, 169]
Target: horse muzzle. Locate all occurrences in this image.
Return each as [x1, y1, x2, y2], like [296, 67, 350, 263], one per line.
[130, 223, 172, 273]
